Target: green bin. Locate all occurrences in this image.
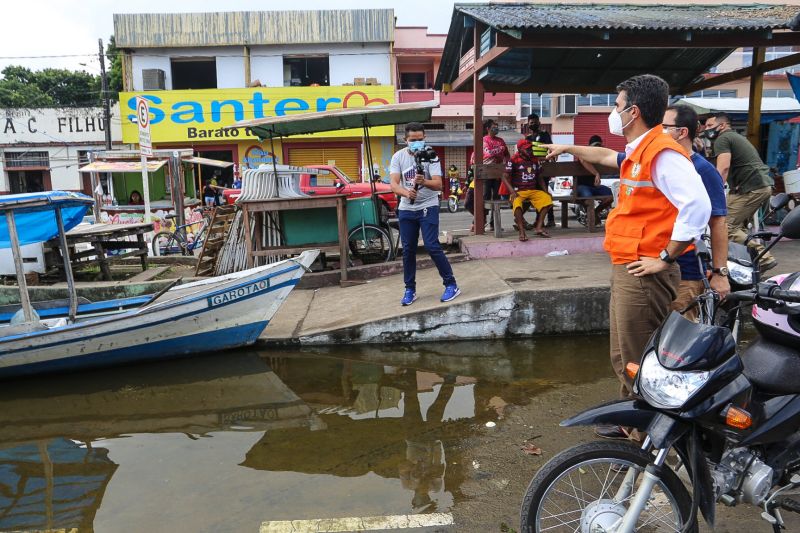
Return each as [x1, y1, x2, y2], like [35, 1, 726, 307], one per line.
[280, 197, 379, 246]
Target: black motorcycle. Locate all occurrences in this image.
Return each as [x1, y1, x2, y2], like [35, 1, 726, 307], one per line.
[520, 206, 800, 533]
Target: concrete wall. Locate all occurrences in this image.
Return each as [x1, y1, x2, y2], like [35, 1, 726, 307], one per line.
[294, 287, 610, 345]
[131, 43, 391, 90]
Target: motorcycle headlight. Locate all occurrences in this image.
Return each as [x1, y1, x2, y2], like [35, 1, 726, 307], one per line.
[638, 351, 710, 409]
[727, 261, 752, 285]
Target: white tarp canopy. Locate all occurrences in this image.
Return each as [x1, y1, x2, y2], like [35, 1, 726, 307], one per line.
[676, 97, 800, 115]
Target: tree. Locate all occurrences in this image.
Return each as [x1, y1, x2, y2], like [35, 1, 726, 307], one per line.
[0, 65, 102, 108]
[106, 35, 123, 101]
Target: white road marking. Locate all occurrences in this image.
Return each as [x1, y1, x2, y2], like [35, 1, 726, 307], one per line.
[259, 512, 454, 532]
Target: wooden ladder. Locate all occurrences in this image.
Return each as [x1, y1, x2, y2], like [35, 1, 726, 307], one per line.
[195, 205, 237, 276]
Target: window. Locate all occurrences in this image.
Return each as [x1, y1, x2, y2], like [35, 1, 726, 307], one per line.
[763, 89, 795, 98]
[421, 123, 446, 130]
[400, 72, 428, 90]
[520, 93, 552, 118]
[575, 94, 615, 107]
[687, 89, 738, 98]
[4, 151, 49, 168]
[283, 56, 329, 87]
[171, 58, 217, 90]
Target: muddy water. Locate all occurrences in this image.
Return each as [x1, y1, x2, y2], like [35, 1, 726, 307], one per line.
[0, 336, 609, 532]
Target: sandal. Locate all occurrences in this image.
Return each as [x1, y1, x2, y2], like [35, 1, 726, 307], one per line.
[534, 230, 551, 238]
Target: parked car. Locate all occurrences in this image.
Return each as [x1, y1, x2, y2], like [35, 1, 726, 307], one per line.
[223, 165, 398, 215]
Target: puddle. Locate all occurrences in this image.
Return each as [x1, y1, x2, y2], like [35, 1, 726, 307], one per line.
[0, 336, 608, 532]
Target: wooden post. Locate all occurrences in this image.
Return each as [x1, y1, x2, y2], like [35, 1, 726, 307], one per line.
[747, 46, 766, 150]
[242, 205, 254, 269]
[473, 23, 486, 236]
[5, 210, 35, 323]
[336, 195, 349, 283]
[54, 207, 78, 322]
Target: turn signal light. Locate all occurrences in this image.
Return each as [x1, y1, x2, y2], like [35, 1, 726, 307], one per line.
[625, 362, 640, 380]
[725, 406, 753, 430]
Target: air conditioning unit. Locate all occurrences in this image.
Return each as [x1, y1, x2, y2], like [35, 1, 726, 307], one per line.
[142, 69, 166, 90]
[557, 94, 578, 116]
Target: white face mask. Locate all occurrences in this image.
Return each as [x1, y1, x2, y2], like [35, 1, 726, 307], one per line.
[608, 106, 633, 137]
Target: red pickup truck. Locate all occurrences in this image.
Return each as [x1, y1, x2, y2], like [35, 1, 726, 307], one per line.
[223, 165, 398, 213]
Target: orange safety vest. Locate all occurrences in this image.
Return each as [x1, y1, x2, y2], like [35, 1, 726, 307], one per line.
[604, 127, 691, 265]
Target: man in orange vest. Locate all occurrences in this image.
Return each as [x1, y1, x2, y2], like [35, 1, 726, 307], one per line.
[546, 75, 711, 440]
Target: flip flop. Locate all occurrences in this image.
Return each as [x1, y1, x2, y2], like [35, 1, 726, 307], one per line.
[535, 230, 551, 238]
[519, 234, 529, 242]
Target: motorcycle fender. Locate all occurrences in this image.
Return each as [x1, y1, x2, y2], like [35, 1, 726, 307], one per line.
[560, 399, 658, 431]
[675, 432, 716, 528]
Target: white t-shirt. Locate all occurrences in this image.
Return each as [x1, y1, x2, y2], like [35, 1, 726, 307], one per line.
[390, 148, 442, 211]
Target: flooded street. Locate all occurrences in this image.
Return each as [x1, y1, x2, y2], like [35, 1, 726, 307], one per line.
[0, 337, 610, 532]
[3, 336, 792, 533]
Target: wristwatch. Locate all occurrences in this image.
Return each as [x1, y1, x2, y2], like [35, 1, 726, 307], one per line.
[712, 266, 730, 276]
[659, 249, 676, 264]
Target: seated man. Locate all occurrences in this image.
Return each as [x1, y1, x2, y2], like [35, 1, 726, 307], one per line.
[575, 135, 614, 223]
[502, 139, 553, 240]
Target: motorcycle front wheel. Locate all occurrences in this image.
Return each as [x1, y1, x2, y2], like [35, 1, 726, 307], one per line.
[447, 195, 459, 213]
[520, 441, 695, 533]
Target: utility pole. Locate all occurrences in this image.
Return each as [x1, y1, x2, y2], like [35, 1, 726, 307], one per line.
[98, 38, 112, 151]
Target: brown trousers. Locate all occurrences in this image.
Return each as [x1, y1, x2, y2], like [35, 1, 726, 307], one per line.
[671, 279, 706, 322]
[727, 186, 774, 264]
[609, 263, 680, 398]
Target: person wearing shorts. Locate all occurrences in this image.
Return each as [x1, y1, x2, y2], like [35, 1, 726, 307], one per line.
[502, 139, 553, 241]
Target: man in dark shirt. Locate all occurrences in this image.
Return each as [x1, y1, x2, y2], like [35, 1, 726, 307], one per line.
[704, 112, 776, 270]
[501, 139, 553, 241]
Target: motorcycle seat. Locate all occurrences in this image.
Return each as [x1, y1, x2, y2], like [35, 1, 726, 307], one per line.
[742, 337, 800, 395]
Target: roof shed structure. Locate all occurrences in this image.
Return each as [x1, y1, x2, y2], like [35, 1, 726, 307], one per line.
[435, 2, 800, 234]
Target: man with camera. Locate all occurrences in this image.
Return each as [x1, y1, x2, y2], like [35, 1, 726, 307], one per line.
[390, 122, 460, 306]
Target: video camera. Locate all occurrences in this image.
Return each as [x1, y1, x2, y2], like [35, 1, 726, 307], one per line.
[410, 145, 439, 205]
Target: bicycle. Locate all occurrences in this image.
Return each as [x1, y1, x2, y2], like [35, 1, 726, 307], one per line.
[347, 199, 394, 264]
[151, 208, 212, 256]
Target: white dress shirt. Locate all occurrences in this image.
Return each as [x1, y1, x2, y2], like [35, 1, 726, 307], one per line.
[625, 129, 712, 242]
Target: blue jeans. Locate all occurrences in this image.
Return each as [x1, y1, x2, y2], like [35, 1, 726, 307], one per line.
[398, 206, 456, 290]
[576, 184, 613, 197]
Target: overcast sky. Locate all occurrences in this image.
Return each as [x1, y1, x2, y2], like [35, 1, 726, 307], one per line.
[0, 0, 458, 74]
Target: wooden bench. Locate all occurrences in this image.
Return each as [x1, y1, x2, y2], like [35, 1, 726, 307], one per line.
[541, 161, 615, 233]
[475, 161, 615, 235]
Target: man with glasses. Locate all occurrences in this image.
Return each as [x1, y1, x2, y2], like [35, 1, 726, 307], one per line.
[663, 105, 730, 319]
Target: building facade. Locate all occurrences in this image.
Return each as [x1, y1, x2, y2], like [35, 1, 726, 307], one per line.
[393, 27, 520, 193]
[0, 106, 122, 195]
[115, 9, 397, 207]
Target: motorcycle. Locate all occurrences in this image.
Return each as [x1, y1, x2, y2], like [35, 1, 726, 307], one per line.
[447, 176, 463, 213]
[520, 206, 800, 533]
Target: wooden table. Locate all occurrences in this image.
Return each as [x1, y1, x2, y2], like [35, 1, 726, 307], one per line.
[60, 223, 153, 280]
[239, 195, 350, 284]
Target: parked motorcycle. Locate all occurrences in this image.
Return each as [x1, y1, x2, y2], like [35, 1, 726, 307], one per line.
[520, 206, 800, 533]
[447, 176, 463, 213]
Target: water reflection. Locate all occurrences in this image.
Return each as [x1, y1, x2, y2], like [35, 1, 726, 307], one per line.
[0, 336, 608, 532]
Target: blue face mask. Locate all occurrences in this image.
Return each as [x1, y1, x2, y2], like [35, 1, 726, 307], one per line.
[408, 140, 425, 152]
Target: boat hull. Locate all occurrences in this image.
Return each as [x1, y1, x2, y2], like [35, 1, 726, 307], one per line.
[0, 251, 317, 378]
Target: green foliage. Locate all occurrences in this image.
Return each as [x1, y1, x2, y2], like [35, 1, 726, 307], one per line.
[0, 65, 102, 108]
[106, 35, 123, 101]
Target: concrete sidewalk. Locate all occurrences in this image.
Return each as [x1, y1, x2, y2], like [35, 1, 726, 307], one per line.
[261, 239, 800, 346]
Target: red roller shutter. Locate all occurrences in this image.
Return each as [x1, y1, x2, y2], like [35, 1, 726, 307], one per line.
[573, 112, 627, 153]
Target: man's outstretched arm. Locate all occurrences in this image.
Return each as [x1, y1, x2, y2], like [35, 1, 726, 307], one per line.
[544, 144, 620, 169]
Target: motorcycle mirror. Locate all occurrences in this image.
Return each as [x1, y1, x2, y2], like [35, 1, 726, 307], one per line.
[780, 205, 800, 239]
[770, 192, 790, 211]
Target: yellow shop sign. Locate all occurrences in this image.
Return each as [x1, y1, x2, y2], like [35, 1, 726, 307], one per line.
[120, 86, 396, 144]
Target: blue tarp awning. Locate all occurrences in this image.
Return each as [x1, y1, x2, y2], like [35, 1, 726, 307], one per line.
[0, 191, 93, 249]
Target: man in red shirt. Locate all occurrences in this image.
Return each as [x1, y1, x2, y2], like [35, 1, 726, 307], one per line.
[501, 139, 553, 240]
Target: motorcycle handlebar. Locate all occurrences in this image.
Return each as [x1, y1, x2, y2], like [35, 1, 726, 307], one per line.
[725, 284, 800, 306]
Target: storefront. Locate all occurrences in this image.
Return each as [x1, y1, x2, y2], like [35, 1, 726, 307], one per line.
[120, 86, 397, 187]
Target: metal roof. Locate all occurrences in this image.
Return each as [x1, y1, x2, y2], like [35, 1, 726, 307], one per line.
[456, 3, 800, 32]
[114, 9, 394, 48]
[435, 3, 800, 93]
